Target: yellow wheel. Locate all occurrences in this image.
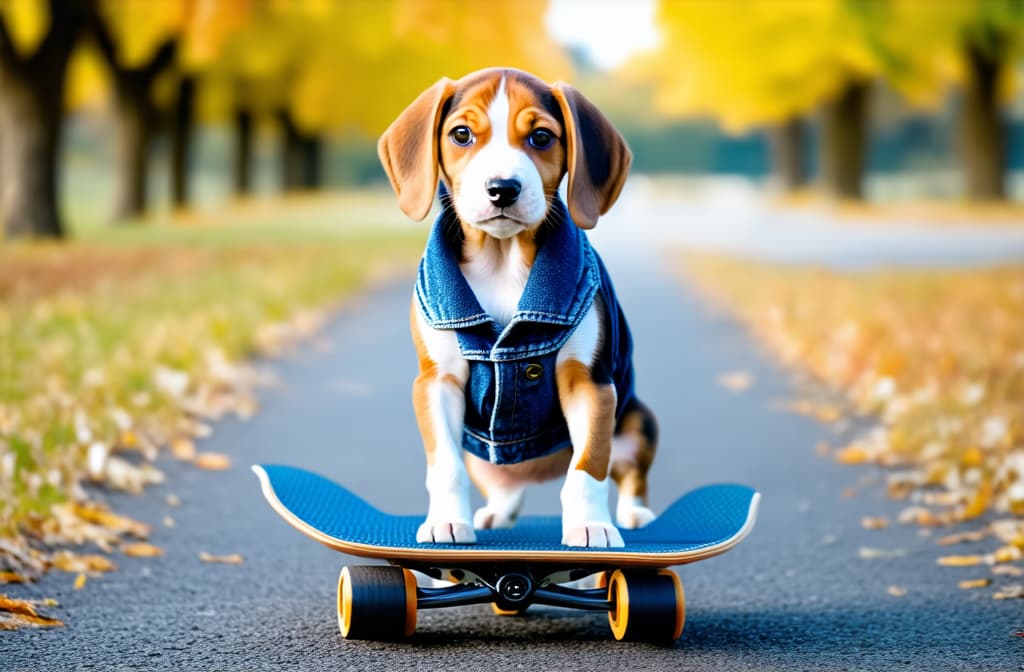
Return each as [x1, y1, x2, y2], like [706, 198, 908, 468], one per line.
[490, 603, 528, 616]
[607, 569, 685, 642]
[337, 565, 417, 640]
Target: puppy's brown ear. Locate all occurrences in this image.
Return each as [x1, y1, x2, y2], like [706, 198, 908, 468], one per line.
[551, 83, 632, 229]
[378, 78, 455, 221]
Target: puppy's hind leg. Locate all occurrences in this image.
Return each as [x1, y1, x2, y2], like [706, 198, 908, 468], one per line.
[611, 399, 658, 529]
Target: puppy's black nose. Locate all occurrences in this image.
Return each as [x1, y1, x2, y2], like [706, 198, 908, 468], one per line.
[486, 178, 521, 209]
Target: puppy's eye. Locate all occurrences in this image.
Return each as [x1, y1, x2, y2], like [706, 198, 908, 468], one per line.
[528, 128, 554, 149]
[449, 126, 474, 147]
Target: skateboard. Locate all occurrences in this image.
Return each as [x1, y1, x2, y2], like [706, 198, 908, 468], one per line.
[252, 464, 759, 642]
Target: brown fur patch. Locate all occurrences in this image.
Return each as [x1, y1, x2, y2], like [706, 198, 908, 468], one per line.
[410, 298, 439, 466]
[557, 359, 616, 481]
[610, 403, 658, 501]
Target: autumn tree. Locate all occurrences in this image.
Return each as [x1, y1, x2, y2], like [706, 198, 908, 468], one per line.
[627, 1, 893, 200]
[956, 0, 1024, 200]
[0, 0, 86, 238]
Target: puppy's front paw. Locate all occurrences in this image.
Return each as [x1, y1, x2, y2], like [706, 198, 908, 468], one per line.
[473, 506, 516, 530]
[416, 520, 476, 544]
[616, 504, 656, 529]
[562, 523, 624, 548]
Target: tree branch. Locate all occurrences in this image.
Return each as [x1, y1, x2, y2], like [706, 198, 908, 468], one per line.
[84, 0, 118, 69]
[143, 38, 178, 80]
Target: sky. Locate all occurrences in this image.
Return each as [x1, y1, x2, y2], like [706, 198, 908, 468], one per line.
[545, 0, 660, 70]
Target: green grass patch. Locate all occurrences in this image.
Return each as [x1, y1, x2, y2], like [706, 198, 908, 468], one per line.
[0, 193, 425, 536]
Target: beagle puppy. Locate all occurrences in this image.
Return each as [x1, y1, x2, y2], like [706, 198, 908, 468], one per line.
[378, 68, 657, 548]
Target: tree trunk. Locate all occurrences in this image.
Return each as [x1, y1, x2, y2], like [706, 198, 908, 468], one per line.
[170, 75, 195, 209]
[301, 135, 322, 189]
[768, 116, 808, 193]
[0, 3, 82, 239]
[819, 79, 870, 201]
[113, 73, 154, 220]
[88, 9, 176, 221]
[0, 68, 64, 238]
[278, 109, 322, 192]
[233, 107, 253, 196]
[960, 43, 1005, 201]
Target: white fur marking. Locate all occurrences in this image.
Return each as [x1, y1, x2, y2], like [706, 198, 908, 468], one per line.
[414, 303, 475, 543]
[453, 76, 547, 232]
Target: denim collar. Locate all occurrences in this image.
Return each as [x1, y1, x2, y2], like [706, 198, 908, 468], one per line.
[415, 197, 600, 353]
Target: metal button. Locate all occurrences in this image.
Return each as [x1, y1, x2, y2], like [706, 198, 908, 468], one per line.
[524, 363, 543, 381]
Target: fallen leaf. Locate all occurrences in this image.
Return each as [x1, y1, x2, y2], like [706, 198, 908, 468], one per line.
[0, 595, 64, 629]
[859, 547, 907, 560]
[992, 565, 1024, 577]
[165, 494, 181, 507]
[936, 528, 991, 546]
[861, 517, 889, 530]
[50, 551, 116, 574]
[122, 543, 164, 558]
[837, 445, 869, 465]
[993, 545, 1023, 563]
[887, 585, 907, 597]
[937, 555, 985, 567]
[170, 436, 197, 461]
[193, 452, 231, 471]
[716, 371, 753, 392]
[163, 516, 175, 528]
[0, 572, 28, 584]
[993, 584, 1024, 600]
[958, 578, 992, 589]
[73, 573, 87, 590]
[199, 552, 244, 565]
[66, 503, 151, 538]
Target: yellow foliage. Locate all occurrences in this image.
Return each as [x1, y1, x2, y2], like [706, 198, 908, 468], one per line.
[0, 0, 48, 58]
[98, 0, 189, 69]
[625, 0, 1003, 131]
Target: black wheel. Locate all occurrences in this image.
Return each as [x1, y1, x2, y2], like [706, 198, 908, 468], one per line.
[607, 569, 685, 641]
[337, 565, 417, 640]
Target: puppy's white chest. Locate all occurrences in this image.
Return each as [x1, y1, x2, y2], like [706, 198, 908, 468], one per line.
[460, 246, 531, 329]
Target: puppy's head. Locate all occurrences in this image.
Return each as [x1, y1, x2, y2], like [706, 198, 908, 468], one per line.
[378, 68, 631, 234]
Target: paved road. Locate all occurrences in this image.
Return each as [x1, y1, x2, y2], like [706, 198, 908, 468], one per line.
[4, 211, 1023, 671]
[617, 178, 1024, 269]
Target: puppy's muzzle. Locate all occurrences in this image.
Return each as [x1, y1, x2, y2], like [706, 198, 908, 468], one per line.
[486, 178, 522, 209]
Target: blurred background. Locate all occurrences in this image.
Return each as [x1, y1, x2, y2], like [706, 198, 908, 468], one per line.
[2, 1, 1024, 628]
[0, 0, 1022, 239]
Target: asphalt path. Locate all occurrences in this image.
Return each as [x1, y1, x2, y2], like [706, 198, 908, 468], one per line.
[4, 205, 1023, 671]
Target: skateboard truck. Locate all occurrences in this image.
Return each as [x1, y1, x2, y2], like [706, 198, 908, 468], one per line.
[411, 563, 613, 613]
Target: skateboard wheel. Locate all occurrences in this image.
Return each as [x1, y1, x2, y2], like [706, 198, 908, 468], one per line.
[337, 565, 417, 640]
[490, 603, 528, 616]
[607, 569, 685, 641]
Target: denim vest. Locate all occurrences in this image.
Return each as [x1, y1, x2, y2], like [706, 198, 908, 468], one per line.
[415, 199, 636, 465]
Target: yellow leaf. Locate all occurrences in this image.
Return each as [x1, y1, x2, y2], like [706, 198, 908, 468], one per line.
[861, 517, 889, 530]
[958, 578, 991, 589]
[0, 572, 28, 584]
[171, 436, 197, 461]
[50, 551, 116, 573]
[198, 552, 244, 565]
[193, 452, 231, 471]
[960, 480, 992, 522]
[122, 543, 164, 558]
[836, 445, 869, 465]
[960, 446, 983, 468]
[73, 573, 87, 591]
[937, 555, 984, 567]
[68, 503, 151, 538]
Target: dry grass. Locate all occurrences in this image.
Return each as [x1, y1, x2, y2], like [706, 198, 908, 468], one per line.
[682, 254, 1024, 575]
